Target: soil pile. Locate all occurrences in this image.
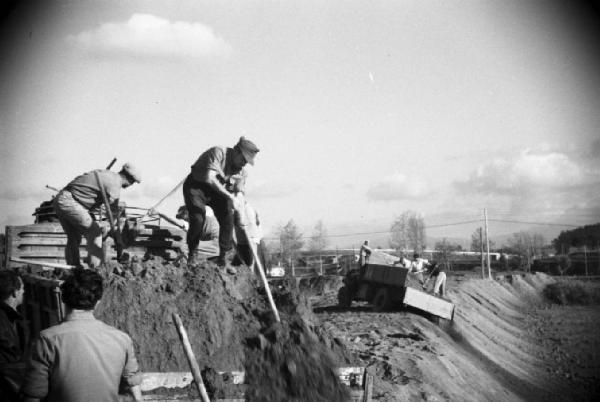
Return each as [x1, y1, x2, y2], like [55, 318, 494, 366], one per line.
[94, 257, 357, 400]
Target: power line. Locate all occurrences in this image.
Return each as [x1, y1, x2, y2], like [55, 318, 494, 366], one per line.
[264, 219, 484, 240]
[488, 219, 578, 228]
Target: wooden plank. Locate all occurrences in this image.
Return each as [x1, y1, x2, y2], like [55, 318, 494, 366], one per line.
[363, 373, 373, 402]
[140, 367, 366, 392]
[11, 257, 74, 270]
[403, 287, 454, 320]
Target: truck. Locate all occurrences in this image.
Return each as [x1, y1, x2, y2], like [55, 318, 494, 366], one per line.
[337, 261, 455, 321]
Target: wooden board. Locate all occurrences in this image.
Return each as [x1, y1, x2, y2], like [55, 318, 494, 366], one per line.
[139, 367, 369, 401]
[403, 286, 455, 320]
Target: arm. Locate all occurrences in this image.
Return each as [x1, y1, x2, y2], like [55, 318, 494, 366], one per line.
[20, 336, 53, 401]
[206, 170, 236, 203]
[121, 336, 143, 401]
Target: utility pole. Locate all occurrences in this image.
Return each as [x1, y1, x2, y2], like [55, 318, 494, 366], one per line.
[584, 245, 588, 277]
[479, 227, 484, 279]
[484, 208, 491, 279]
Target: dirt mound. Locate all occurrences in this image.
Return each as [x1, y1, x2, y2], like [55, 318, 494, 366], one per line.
[94, 257, 357, 399]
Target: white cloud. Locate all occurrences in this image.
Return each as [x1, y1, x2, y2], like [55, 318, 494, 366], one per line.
[367, 174, 431, 201]
[68, 14, 232, 59]
[246, 179, 298, 199]
[454, 150, 592, 194]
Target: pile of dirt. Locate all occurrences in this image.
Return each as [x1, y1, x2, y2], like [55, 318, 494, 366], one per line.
[93, 257, 357, 400]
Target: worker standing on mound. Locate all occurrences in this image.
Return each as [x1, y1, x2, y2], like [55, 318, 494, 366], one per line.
[53, 163, 142, 268]
[183, 136, 259, 270]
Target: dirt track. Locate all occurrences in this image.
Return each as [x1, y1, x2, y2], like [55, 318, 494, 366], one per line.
[307, 273, 600, 401]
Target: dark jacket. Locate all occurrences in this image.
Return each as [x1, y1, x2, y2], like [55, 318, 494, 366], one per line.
[0, 302, 26, 401]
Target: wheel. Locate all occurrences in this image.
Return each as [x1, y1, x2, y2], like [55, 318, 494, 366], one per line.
[372, 287, 392, 312]
[337, 286, 353, 308]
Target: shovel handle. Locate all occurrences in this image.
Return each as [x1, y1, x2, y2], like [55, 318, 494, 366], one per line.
[172, 313, 211, 402]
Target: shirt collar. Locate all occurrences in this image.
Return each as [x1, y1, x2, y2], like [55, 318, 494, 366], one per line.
[64, 310, 96, 321]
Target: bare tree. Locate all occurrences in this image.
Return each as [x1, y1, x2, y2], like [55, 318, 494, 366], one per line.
[277, 220, 304, 266]
[470, 227, 495, 251]
[390, 211, 426, 252]
[434, 238, 462, 269]
[504, 231, 546, 271]
[308, 220, 329, 251]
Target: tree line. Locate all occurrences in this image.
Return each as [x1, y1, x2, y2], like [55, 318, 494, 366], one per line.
[269, 211, 599, 270]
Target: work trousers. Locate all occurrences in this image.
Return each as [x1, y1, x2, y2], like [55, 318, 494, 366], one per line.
[433, 272, 447, 297]
[53, 190, 103, 268]
[183, 175, 234, 256]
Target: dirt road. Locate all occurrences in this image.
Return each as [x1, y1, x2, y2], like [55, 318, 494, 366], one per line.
[307, 273, 600, 401]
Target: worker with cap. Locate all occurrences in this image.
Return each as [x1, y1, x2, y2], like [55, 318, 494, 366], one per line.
[183, 136, 259, 270]
[53, 163, 142, 268]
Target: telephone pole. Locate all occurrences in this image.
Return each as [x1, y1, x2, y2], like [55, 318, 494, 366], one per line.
[479, 227, 484, 279]
[484, 208, 491, 279]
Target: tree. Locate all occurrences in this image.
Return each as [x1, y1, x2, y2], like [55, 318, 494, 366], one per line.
[552, 223, 600, 254]
[308, 220, 329, 251]
[389, 211, 426, 252]
[277, 220, 304, 266]
[434, 238, 462, 268]
[504, 231, 547, 271]
[470, 228, 495, 252]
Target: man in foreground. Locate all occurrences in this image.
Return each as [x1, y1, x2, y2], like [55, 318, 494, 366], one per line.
[0, 270, 26, 402]
[53, 163, 142, 268]
[21, 269, 142, 402]
[183, 136, 259, 268]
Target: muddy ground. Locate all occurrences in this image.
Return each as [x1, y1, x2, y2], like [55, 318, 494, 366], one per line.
[90, 256, 600, 401]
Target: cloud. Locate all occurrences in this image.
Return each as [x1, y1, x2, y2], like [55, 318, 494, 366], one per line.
[68, 14, 232, 59]
[245, 179, 298, 199]
[454, 150, 594, 195]
[367, 174, 431, 201]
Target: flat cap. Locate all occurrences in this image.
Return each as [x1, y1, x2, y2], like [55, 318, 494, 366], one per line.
[121, 162, 142, 183]
[235, 136, 259, 166]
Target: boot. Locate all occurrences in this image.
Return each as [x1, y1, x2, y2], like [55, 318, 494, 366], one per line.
[188, 250, 199, 267]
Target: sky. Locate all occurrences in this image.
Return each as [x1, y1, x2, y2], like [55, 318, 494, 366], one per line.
[1, 0, 599, 249]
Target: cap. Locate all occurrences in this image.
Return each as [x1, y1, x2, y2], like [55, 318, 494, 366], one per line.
[235, 136, 259, 166]
[121, 163, 142, 183]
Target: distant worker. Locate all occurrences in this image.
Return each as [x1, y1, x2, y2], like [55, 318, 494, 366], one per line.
[423, 262, 447, 297]
[183, 137, 259, 268]
[53, 163, 141, 268]
[0, 270, 26, 402]
[410, 253, 430, 286]
[21, 269, 142, 402]
[359, 240, 372, 268]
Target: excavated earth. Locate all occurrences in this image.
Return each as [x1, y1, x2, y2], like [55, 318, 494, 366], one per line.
[93, 257, 356, 401]
[87, 256, 600, 401]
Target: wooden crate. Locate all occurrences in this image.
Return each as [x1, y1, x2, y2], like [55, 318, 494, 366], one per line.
[21, 274, 64, 341]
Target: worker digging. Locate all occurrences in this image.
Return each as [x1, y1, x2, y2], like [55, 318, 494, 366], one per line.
[52, 163, 142, 269]
[182, 136, 260, 272]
